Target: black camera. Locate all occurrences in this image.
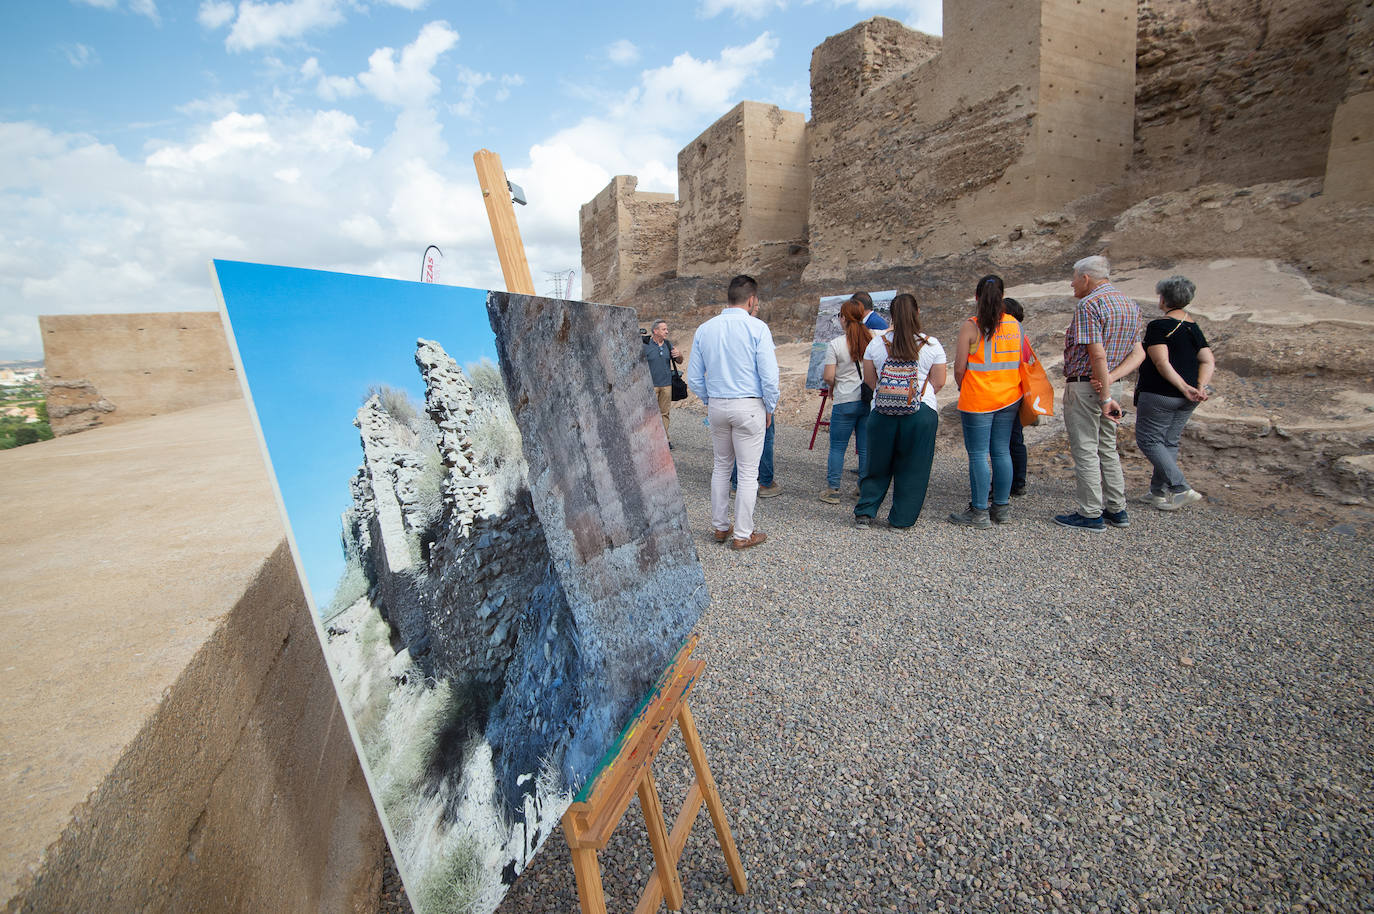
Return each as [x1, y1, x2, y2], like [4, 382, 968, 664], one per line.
[640, 328, 651, 345]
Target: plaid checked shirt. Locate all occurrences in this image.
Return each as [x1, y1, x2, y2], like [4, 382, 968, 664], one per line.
[1062, 282, 1143, 378]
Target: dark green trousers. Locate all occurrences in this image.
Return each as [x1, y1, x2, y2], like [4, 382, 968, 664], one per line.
[856, 406, 939, 528]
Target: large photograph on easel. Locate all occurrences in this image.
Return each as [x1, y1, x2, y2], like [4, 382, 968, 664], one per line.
[212, 261, 708, 914]
[805, 289, 896, 388]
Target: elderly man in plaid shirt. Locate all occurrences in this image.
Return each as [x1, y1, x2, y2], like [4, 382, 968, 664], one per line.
[1055, 255, 1145, 531]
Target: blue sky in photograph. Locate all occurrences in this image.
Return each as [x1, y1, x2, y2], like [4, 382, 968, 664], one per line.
[1, 0, 941, 360]
[213, 259, 496, 606]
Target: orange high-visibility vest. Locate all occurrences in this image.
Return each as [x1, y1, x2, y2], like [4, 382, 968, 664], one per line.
[957, 314, 1023, 412]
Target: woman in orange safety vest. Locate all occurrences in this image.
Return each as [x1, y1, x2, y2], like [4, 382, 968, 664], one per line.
[948, 274, 1023, 528]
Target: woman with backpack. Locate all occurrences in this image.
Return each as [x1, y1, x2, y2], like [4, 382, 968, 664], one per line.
[819, 299, 874, 504]
[854, 293, 947, 529]
[948, 274, 1024, 528]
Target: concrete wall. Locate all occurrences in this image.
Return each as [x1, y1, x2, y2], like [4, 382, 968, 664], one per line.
[0, 400, 384, 913]
[579, 176, 678, 304]
[39, 312, 241, 435]
[677, 101, 808, 277]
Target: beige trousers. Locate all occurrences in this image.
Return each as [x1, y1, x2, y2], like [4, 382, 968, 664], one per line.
[1063, 380, 1127, 517]
[708, 398, 766, 540]
[656, 385, 672, 436]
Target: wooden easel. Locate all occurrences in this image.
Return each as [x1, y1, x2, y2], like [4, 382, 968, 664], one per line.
[473, 149, 747, 913]
[562, 636, 746, 913]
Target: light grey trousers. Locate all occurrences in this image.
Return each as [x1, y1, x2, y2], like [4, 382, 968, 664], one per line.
[1134, 390, 1197, 494]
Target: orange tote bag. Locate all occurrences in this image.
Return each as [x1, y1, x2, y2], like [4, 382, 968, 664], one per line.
[1019, 339, 1055, 426]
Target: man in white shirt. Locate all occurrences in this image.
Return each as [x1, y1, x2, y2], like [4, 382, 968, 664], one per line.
[686, 275, 780, 550]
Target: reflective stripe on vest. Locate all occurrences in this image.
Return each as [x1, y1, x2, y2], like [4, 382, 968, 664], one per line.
[958, 315, 1023, 412]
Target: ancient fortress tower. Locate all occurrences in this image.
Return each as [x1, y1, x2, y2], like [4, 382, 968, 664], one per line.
[579, 0, 1372, 302]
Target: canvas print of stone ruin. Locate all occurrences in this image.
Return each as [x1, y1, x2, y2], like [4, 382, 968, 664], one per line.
[805, 289, 894, 389]
[212, 260, 708, 914]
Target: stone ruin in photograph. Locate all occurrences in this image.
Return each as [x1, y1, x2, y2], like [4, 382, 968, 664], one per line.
[323, 293, 708, 914]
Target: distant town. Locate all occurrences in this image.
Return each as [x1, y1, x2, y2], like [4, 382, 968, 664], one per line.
[0, 363, 52, 448]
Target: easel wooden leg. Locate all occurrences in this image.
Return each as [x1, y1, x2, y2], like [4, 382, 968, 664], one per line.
[809, 388, 830, 450]
[638, 769, 685, 910]
[570, 846, 609, 914]
[678, 702, 748, 894]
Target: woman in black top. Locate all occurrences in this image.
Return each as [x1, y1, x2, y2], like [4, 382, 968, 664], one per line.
[1134, 275, 1215, 510]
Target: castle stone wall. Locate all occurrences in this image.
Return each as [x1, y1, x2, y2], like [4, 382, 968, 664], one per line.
[805, 4, 1136, 281]
[677, 101, 808, 277]
[1131, 0, 1356, 196]
[579, 176, 677, 304]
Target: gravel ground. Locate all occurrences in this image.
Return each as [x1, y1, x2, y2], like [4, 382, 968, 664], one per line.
[477, 415, 1374, 913]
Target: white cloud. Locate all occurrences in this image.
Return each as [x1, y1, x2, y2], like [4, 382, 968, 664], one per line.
[499, 31, 780, 295]
[61, 43, 99, 68]
[222, 0, 346, 52]
[451, 66, 491, 117]
[606, 39, 640, 65]
[377, 0, 427, 8]
[317, 73, 361, 101]
[494, 73, 523, 103]
[633, 32, 777, 128]
[0, 100, 502, 359]
[197, 0, 235, 28]
[0, 30, 784, 357]
[72, 0, 160, 20]
[831, 0, 941, 33]
[145, 112, 277, 168]
[130, 0, 160, 23]
[698, 0, 783, 18]
[357, 20, 458, 107]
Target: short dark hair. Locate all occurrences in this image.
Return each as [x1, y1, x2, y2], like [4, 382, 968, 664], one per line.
[1003, 297, 1024, 322]
[727, 275, 758, 304]
[851, 291, 874, 309]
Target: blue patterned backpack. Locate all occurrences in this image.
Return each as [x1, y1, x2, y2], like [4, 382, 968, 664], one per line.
[872, 336, 930, 416]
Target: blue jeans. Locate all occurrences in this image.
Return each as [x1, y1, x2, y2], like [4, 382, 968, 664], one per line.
[960, 400, 1020, 509]
[731, 420, 774, 487]
[826, 400, 869, 488]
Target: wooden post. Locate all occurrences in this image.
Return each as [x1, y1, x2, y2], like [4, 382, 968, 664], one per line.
[473, 148, 536, 295]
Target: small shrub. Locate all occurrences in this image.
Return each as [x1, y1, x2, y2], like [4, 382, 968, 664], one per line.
[366, 383, 421, 429]
[465, 358, 505, 404]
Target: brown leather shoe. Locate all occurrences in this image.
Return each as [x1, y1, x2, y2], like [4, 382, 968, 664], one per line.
[729, 531, 767, 550]
[712, 526, 733, 542]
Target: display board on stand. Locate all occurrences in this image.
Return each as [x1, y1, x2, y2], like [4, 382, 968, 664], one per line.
[472, 149, 747, 914]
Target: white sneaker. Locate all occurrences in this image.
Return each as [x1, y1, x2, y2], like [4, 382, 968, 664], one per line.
[1140, 491, 1168, 507]
[1158, 489, 1203, 511]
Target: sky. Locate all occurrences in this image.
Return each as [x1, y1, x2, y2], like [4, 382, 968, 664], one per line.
[214, 258, 496, 607]
[1, 0, 942, 361]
